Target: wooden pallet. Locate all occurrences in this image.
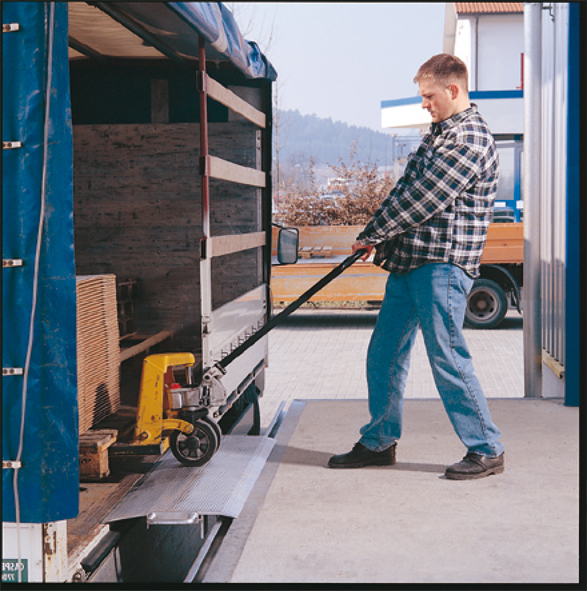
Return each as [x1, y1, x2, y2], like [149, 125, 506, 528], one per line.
[300, 246, 333, 259]
[79, 429, 118, 481]
[312, 246, 332, 258]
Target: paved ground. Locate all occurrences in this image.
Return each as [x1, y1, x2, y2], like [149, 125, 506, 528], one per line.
[206, 398, 579, 584]
[204, 308, 580, 585]
[259, 308, 527, 429]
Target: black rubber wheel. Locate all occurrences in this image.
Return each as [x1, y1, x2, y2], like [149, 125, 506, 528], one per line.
[200, 415, 223, 448]
[465, 278, 508, 329]
[170, 419, 219, 467]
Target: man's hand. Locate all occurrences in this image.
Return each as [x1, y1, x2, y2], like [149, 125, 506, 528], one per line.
[352, 241, 374, 261]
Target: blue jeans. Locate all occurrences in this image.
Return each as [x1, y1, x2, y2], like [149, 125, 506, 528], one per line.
[359, 263, 504, 458]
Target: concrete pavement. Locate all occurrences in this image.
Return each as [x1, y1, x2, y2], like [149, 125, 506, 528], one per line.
[259, 308, 527, 428]
[203, 308, 580, 584]
[207, 398, 578, 584]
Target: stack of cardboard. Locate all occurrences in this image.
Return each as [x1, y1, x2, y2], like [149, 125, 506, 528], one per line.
[76, 275, 120, 433]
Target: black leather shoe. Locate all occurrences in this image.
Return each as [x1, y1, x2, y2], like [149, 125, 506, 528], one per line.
[328, 442, 397, 469]
[445, 452, 505, 480]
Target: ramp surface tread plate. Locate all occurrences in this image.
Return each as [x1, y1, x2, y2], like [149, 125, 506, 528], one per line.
[102, 435, 275, 523]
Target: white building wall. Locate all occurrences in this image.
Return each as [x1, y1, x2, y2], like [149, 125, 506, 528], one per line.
[454, 17, 473, 87]
[452, 12, 524, 92]
[477, 15, 524, 90]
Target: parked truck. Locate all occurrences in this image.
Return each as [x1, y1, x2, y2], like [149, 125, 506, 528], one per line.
[272, 221, 523, 329]
[2, 2, 291, 582]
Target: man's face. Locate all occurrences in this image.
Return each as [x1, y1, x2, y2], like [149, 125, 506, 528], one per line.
[418, 78, 455, 123]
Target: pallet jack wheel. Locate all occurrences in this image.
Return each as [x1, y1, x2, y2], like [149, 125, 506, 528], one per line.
[170, 419, 219, 467]
[201, 415, 223, 448]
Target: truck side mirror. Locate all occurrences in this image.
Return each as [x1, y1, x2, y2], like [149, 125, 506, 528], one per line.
[277, 227, 299, 265]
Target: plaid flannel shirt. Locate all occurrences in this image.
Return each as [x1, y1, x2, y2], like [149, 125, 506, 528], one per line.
[358, 105, 499, 278]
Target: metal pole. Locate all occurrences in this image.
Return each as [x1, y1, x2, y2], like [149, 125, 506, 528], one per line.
[523, 3, 542, 398]
[198, 37, 210, 241]
[198, 37, 213, 368]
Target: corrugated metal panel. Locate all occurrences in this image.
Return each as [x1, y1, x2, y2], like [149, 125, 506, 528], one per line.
[455, 3, 524, 14]
[540, 4, 569, 369]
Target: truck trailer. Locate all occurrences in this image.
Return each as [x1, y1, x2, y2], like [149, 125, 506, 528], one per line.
[271, 222, 523, 329]
[2, 2, 289, 582]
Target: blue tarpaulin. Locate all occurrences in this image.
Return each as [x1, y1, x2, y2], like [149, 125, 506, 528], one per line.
[169, 2, 277, 80]
[90, 2, 277, 80]
[2, 2, 79, 523]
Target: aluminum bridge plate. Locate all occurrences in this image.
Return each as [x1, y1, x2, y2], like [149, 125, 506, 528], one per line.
[102, 435, 276, 523]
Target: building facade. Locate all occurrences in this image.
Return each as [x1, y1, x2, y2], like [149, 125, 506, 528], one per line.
[381, 2, 582, 405]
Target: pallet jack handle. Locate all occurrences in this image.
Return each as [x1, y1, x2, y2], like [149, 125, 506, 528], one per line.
[214, 248, 369, 373]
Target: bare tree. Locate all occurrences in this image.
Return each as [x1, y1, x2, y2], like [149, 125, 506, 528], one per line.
[227, 3, 277, 55]
[228, 4, 288, 204]
[276, 141, 396, 226]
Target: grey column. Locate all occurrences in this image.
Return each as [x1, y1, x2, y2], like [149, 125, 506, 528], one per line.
[523, 2, 542, 398]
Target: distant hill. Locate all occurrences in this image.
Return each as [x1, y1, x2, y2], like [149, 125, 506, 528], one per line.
[275, 109, 420, 171]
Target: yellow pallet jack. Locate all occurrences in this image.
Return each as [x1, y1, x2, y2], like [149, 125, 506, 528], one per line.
[125, 249, 367, 467]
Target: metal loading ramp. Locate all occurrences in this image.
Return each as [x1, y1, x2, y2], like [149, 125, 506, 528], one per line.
[103, 436, 275, 524]
[203, 398, 579, 584]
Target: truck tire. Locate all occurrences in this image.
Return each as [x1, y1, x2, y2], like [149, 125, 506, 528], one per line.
[465, 278, 508, 329]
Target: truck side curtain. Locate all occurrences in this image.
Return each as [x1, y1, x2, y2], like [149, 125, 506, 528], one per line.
[2, 2, 79, 522]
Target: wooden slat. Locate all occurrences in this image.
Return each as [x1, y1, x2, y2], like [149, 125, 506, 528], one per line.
[119, 330, 173, 362]
[209, 231, 266, 258]
[206, 75, 266, 128]
[480, 222, 524, 264]
[207, 155, 265, 188]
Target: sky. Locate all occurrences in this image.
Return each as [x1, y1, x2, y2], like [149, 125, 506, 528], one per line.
[229, 2, 447, 132]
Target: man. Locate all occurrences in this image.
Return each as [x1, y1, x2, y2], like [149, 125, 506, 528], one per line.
[328, 54, 504, 480]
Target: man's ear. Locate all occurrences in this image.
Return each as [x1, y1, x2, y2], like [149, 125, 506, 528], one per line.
[447, 83, 460, 100]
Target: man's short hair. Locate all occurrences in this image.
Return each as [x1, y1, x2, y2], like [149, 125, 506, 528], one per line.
[414, 53, 469, 93]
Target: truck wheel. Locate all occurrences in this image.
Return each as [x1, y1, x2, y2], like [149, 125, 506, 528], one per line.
[465, 278, 508, 329]
[170, 420, 218, 467]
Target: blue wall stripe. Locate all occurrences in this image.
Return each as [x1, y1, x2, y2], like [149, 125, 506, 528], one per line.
[564, 2, 581, 407]
[381, 89, 523, 109]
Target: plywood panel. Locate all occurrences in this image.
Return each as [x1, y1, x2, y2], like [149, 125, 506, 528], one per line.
[73, 121, 264, 352]
[76, 275, 120, 433]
